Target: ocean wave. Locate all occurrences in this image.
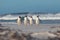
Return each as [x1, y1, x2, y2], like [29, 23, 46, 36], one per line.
[0, 22, 17, 24]
[0, 15, 18, 20]
[0, 13, 60, 20]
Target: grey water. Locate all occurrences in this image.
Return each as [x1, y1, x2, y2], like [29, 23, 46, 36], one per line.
[0, 20, 60, 24]
[0, 12, 60, 24]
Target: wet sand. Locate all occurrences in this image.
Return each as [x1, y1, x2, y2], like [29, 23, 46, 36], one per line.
[0, 23, 60, 40]
[2, 23, 60, 33]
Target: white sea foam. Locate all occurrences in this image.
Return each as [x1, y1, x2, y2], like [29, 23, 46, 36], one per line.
[32, 13, 60, 20]
[0, 22, 17, 24]
[0, 15, 18, 20]
[0, 13, 60, 20]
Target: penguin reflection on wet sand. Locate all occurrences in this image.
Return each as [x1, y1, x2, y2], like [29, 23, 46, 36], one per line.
[35, 16, 40, 25]
[29, 16, 33, 25]
[24, 16, 28, 25]
[17, 16, 21, 26]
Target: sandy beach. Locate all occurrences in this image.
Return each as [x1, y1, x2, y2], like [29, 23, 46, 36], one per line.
[0, 23, 60, 40]
[1, 23, 60, 33]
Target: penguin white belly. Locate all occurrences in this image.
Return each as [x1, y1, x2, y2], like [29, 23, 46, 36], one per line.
[36, 20, 39, 24]
[24, 18, 28, 25]
[29, 18, 33, 25]
[17, 18, 21, 25]
[24, 20, 27, 25]
[36, 18, 39, 24]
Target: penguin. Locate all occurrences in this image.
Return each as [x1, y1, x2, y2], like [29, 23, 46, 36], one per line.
[29, 16, 33, 25]
[35, 16, 40, 25]
[17, 16, 21, 26]
[24, 16, 28, 25]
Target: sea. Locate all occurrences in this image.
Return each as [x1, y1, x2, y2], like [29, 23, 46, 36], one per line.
[0, 12, 60, 40]
[0, 12, 60, 24]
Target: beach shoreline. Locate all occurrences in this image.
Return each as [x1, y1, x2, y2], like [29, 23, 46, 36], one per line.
[0, 23, 60, 40]
[1, 23, 60, 33]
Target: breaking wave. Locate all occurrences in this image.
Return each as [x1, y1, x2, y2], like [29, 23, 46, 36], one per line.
[0, 13, 60, 20]
[0, 15, 18, 20]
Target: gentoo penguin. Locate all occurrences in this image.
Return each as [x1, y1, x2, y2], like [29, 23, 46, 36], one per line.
[29, 16, 33, 25]
[24, 16, 28, 25]
[35, 16, 40, 25]
[17, 16, 21, 26]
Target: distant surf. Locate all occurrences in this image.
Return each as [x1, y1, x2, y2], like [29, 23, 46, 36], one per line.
[0, 12, 60, 24]
[0, 12, 60, 20]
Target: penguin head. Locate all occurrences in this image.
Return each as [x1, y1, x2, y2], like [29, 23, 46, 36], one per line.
[30, 16, 32, 18]
[37, 16, 39, 17]
[25, 15, 27, 17]
[19, 16, 21, 18]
